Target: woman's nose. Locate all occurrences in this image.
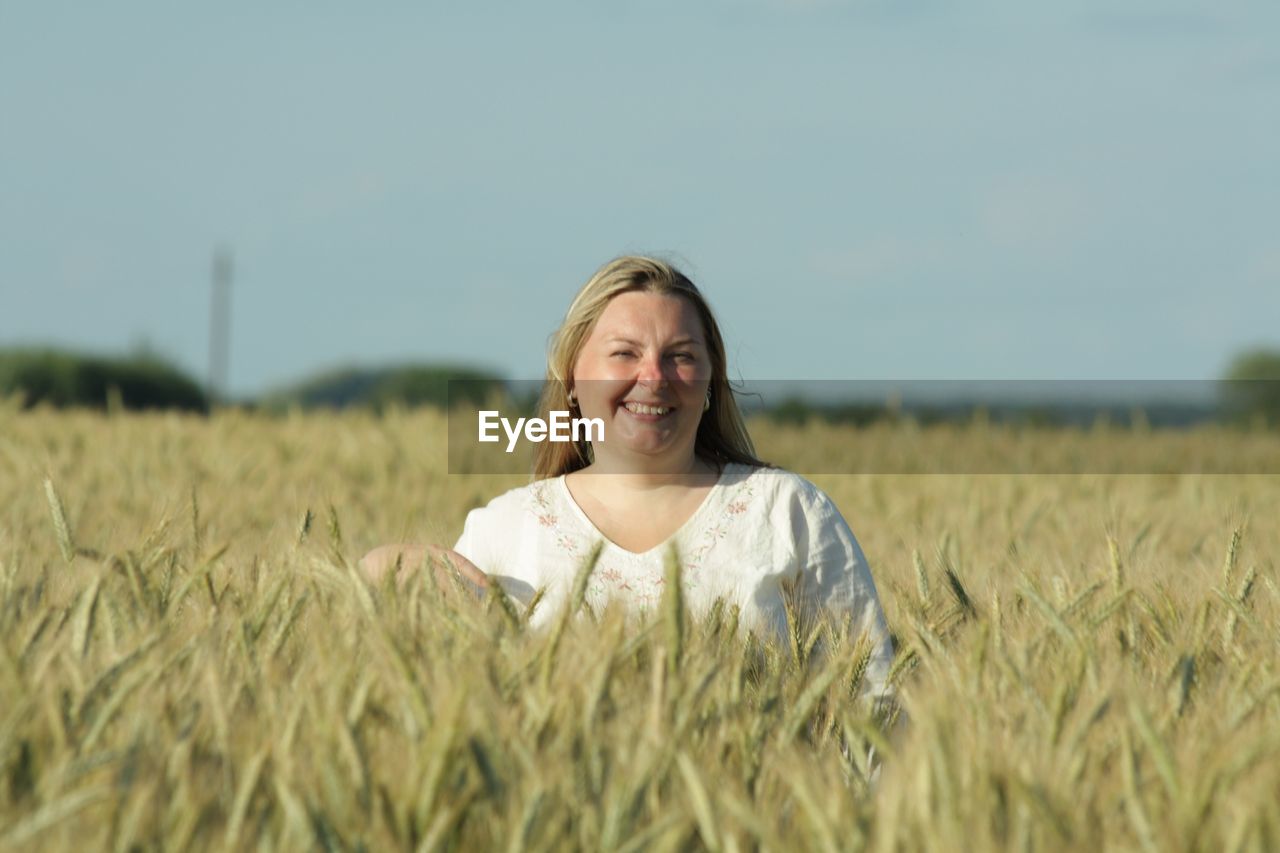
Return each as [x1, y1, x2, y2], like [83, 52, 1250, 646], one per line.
[635, 352, 669, 385]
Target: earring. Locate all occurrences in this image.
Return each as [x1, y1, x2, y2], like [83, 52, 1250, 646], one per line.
[567, 388, 577, 408]
[703, 389, 711, 412]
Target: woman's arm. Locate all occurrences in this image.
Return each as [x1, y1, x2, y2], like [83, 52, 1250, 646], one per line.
[358, 543, 489, 595]
[790, 483, 903, 782]
[792, 483, 896, 706]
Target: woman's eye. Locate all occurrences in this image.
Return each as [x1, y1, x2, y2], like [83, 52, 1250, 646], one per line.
[611, 351, 635, 359]
[671, 352, 695, 363]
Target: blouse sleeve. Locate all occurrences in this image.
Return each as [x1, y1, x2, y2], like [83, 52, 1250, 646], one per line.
[451, 497, 539, 608]
[791, 481, 896, 711]
[452, 507, 491, 573]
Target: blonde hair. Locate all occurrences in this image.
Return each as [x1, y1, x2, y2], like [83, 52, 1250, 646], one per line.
[533, 255, 770, 480]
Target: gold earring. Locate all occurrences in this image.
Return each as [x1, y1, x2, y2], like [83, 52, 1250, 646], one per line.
[568, 389, 577, 408]
[703, 390, 711, 412]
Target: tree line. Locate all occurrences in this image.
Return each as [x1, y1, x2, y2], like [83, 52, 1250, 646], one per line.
[2, 346, 1279, 426]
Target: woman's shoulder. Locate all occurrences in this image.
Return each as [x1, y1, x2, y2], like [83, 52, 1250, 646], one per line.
[728, 462, 830, 506]
[465, 476, 562, 520]
[454, 477, 563, 562]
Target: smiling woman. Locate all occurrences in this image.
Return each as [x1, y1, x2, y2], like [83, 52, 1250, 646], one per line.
[361, 255, 895, 708]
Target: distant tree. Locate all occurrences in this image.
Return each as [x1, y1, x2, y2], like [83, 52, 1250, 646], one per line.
[364, 366, 505, 413]
[259, 363, 506, 412]
[0, 348, 208, 412]
[766, 396, 816, 426]
[1220, 348, 1280, 426]
[821, 401, 890, 427]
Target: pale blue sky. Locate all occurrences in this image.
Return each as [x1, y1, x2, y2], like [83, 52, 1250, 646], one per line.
[3, 1, 1277, 397]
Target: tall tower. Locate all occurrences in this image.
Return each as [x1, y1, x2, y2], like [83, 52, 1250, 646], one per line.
[209, 245, 233, 406]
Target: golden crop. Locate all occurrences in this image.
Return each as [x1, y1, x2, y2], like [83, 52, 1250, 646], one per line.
[1, 405, 1277, 851]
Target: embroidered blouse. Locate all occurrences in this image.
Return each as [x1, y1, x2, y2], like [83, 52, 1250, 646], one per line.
[453, 463, 894, 699]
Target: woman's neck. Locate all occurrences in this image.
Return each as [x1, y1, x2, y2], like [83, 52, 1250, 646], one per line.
[577, 452, 718, 491]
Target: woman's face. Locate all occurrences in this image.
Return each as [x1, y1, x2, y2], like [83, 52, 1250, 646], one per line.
[571, 291, 712, 470]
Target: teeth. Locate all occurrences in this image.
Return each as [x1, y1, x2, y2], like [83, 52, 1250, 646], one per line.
[624, 402, 672, 416]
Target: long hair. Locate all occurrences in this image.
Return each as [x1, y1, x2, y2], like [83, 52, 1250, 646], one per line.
[533, 255, 769, 480]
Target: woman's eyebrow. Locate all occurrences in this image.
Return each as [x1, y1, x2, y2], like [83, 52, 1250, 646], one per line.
[607, 336, 705, 347]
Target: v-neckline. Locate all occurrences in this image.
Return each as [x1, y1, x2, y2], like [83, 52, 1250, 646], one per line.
[558, 465, 735, 558]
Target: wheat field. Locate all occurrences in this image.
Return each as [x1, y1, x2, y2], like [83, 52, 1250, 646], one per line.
[1, 404, 1278, 851]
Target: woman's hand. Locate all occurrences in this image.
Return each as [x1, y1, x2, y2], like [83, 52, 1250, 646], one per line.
[358, 543, 489, 597]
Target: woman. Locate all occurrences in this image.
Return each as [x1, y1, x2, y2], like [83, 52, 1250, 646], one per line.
[361, 255, 894, 697]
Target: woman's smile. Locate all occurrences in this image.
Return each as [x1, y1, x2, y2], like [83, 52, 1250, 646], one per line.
[619, 399, 676, 420]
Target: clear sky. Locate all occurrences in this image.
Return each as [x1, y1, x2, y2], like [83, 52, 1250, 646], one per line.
[3, 1, 1277, 398]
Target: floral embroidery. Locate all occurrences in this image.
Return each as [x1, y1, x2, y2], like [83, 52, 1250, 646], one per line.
[530, 481, 584, 557]
[533, 467, 761, 611]
[682, 474, 757, 578]
[587, 562, 669, 609]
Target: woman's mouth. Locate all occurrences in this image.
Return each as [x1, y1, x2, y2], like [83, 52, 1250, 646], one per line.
[621, 401, 675, 418]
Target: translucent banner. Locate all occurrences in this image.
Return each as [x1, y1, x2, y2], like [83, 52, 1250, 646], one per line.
[445, 379, 1280, 475]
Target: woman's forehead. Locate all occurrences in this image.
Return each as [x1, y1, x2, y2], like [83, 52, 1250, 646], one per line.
[590, 291, 705, 341]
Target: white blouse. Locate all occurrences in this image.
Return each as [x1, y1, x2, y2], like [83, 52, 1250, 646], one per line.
[453, 463, 894, 700]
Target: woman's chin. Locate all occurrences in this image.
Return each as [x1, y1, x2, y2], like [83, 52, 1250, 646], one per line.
[593, 411, 701, 461]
